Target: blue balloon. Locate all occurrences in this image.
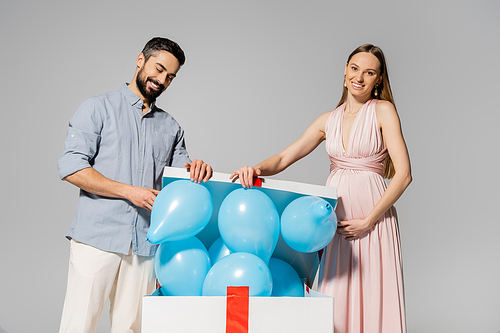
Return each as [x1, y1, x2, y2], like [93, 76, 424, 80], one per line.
[147, 180, 213, 244]
[154, 237, 211, 296]
[268, 258, 304, 297]
[218, 188, 279, 264]
[202, 252, 273, 296]
[280, 196, 337, 253]
[208, 237, 231, 265]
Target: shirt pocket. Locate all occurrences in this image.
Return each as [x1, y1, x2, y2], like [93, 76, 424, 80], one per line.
[150, 131, 175, 164]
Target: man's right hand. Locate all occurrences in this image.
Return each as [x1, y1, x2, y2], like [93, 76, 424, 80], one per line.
[63, 167, 160, 211]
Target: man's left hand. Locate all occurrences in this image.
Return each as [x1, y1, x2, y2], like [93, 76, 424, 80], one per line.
[184, 159, 213, 183]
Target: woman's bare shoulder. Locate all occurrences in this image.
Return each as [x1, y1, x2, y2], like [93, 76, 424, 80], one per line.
[375, 100, 399, 119]
[375, 100, 402, 132]
[375, 99, 396, 111]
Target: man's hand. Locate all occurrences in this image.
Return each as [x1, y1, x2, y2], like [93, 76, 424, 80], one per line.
[184, 159, 213, 183]
[63, 168, 161, 212]
[124, 186, 160, 211]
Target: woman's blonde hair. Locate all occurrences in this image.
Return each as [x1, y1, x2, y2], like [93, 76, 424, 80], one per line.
[337, 44, 396, 179]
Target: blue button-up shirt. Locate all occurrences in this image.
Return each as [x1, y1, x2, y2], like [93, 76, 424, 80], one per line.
[57, 84, 191, 256]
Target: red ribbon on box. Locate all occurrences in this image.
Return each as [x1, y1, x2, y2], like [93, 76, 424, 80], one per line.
[253, 177, 262, 187]
[226, 286, 249, 333]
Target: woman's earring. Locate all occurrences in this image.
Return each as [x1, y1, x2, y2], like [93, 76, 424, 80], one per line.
[344, 75, 347, 88]
[374, 85, 378, 97]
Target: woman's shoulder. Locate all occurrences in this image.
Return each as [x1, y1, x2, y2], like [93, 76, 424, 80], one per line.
[375, 99, 397, 115]
[327, 103, 346, 117]
[320, 110, 333, 119]
[310, 111, 332, 131]
[374, 99, 394, 109]
[374, 100, 400, 126]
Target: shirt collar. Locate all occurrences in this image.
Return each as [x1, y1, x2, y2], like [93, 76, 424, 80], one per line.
[120, 83, 158, 112]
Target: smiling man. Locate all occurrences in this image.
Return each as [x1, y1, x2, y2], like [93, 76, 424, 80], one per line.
[57, 37, 212, 333]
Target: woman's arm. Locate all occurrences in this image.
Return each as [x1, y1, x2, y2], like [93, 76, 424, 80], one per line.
[230, 111, 330, 188]
[337, 100, 412, 240]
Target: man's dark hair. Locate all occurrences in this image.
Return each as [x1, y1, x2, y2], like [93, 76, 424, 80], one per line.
[141, 37, 186, 66]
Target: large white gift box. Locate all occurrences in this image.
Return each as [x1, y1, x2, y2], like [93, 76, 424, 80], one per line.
[143, 286, 333, 333]
[142, 167, 337, 333]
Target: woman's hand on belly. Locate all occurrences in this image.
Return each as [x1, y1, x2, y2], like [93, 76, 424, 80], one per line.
[337, 218, 374, 240]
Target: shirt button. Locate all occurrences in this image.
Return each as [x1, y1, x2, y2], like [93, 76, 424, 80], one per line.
[139, 151, 143, 155]
[134, 208, 138, 211]
[141, 133, 144, 137]
[131, 224, 135, 228]
[138, 169, 142, 173]
[71, 134, 75, 138]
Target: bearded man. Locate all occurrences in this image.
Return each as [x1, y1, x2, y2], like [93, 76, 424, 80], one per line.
[57, 37, 212, 333]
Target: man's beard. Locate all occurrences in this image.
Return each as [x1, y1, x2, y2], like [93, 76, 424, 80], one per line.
[136, 69, 165, 101]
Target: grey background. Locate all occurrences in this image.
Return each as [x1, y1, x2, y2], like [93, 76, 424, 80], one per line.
[1, 0, 499, 332]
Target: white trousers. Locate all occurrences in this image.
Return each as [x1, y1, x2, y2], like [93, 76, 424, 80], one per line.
[59, 240, 156, 333]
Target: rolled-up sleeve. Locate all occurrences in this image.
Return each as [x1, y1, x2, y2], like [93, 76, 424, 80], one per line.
[57, 98, 103, 179]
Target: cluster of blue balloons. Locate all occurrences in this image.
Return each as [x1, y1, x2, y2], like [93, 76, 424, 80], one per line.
[147, 180, 337, 297]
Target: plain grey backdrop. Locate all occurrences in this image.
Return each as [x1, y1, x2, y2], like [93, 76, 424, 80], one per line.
[1, 0, 499, 332]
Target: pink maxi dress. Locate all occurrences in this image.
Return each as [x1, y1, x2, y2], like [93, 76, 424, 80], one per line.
[318, 99, 406, 333]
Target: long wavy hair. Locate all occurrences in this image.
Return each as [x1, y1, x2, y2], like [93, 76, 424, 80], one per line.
[337, 44, 396, 179]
